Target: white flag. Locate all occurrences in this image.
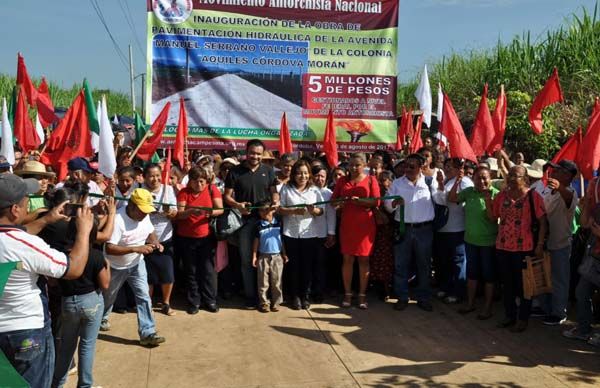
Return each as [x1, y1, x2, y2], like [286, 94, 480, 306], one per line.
[112, 114, 119, 125]
[98, 96, 116, 178]
[414, 64, 432, 128]
[0, 98, 15, 165]
[437, 83, 444, 122]
[35, 112, 45, 144]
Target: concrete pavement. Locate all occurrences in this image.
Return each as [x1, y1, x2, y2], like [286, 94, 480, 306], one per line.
[67, 297, 600, 388]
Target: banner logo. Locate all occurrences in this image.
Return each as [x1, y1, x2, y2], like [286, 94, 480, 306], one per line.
[153, 0, 192, 24]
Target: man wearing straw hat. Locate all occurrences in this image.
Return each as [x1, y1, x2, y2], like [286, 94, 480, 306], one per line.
[14, 160, 56, 215]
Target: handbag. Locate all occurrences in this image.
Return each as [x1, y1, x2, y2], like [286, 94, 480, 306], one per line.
[369, 175, 389, 226]
[207, 184, 245, 240]
[424, 176, 449, 231]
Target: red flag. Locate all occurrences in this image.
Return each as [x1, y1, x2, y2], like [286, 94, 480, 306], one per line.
[174, 96, 188, 169]
[36, 77, 58, 128]
[395, 106, 408, 151]
[278, 112, 293, 154]
[470, 84, 495, 157]
[409, 115, 424, 154]
[14, 86, 40, 153]
[323, 109, 338, 168]
[552, 126, 582, 164]
[577, 99, 600, 179]
[162, 148, 172, 184]
[440, 94, 477, 162]
[40, 90, 93, 180]
[529, 68, 564, 134]
[16, 53, 38, 106]
[137, 102, 171, 161]
[487, 85, 507, 154]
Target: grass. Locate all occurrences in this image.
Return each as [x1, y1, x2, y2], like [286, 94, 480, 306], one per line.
[0, 73, 133, 117]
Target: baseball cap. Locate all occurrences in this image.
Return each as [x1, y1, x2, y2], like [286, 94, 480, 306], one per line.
[129, 188, 156, 214]
[67, 157, 96, 173]
[0, 174, 40, 208]
[546, 160, 578, 176]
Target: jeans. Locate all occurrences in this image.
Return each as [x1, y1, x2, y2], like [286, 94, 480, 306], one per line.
[542, 246, 571, 318]
[575, 277, 598, 334]
[231, 218, 258, 303]
[102, 259, 156, 339]
[437, 231, 467, 298]
[393, 224, 433, 303]
[0, 320, 54, 388]
[497, 250, 531, 321]
[179, 236, 217, 307]
[53, 291, 104, 388]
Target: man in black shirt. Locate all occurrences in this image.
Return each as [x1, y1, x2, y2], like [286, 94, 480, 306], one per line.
[224, 139, 279, 308]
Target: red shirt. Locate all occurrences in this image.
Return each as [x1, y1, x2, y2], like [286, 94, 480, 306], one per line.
[176, 185, 221, 238]
[492, 190, 545, 252]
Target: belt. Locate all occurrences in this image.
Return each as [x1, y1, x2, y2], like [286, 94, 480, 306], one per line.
[404, 221, 433, 228]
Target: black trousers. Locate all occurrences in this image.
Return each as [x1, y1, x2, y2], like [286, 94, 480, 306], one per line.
[283, 236, 320, 299]
[497, 249, 532, 321]
[311, 238, 327, 298]
[179, 236, 217, 307]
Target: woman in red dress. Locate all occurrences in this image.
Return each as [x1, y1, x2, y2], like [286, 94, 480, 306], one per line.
[332, 153, 380, 309]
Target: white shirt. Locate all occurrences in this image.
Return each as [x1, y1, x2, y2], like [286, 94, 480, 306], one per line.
[437, 176, 474, 233]
[143, 184, 177, 242]
[105, 207, 154, 270]
[0, 226, 68, 332]
[384, 174, 441, 223]
[280, 184, 324, 239]
[530, 180, 545, 195]
[313, 187, 337, 238]
[542, 185, 578, 250]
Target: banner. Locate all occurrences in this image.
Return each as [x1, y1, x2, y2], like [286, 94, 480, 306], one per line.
[146, 0, 399, 151]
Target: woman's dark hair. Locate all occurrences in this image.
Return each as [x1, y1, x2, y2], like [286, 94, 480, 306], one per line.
[143, 163, 162, 178]
[379, 171, 394, 182]
[289, 160, 313, 188]
[188, 166, 211, 181]
[45, 183, 89, 209]
[311, 165, 328, 178]
[117, 166, 136, 178]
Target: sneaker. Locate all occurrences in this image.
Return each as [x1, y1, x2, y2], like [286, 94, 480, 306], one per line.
[270, 305, 280, 312]
[587, 333, 600, 347]
[530, 307, 546, 318]
[186, 305, 200, 315]
[99, 319, 110, 332]
[562, 327, 591, 341]
[140, 333, 166, 347]
[301, 298, 311, 310]
[542, 315, 567, 326]
[443, 296, 459, 304]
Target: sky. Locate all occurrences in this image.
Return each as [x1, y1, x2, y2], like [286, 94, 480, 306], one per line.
[0, 0, 594, 103]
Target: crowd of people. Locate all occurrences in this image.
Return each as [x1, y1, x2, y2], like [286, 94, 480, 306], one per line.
[1, 135, 599, 388]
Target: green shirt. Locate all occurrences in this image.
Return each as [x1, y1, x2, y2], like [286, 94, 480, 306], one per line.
[28, 197, 46, 213]
[457, 186, 499, 247]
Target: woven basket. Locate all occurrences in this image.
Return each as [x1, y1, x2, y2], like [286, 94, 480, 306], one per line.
[522, 253, 552, 299]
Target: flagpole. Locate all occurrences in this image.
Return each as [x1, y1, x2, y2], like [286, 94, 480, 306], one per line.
[128, 128, 154, 162]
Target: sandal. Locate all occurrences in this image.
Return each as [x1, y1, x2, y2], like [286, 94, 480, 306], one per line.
[358, 294, 368, 310]
[342, 293, 352, 308]
[161, 304, 176, 316]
